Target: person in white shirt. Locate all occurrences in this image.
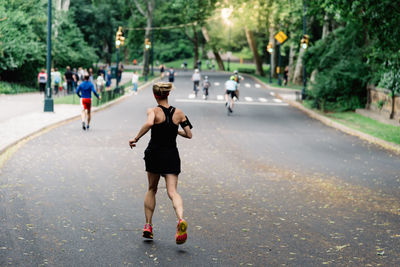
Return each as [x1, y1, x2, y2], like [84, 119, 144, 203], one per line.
[224, 76, 238, 113]
[191, 69, 201, 96]
[131, 71, 139, 94]
[96, 74, 106, 94]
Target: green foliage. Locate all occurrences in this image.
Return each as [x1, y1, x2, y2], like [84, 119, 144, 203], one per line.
[378, 61, 400, 95]
[53, 13, 97, 68]
[0, 81, 38, 94]
[304, 24, 370, 111]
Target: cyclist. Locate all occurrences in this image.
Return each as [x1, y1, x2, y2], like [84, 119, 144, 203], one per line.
[192, 69, 201, 97]
[224, 76, 238, 114]
[233, 70, 244, 100]
[202, 75, 211, 100]
[129, 82, 193, 245]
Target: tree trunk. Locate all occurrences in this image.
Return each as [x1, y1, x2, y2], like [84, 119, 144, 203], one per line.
[141, 0, 154, 77]
[201, 26, 225, 71]
[292, 47, 305, 85]
[245, 26, 264, 76]
[322, 13, 330, 39]
[269, 28, 277, 78]
[192, 25, 199, 69]
[288, 43, 296, 82]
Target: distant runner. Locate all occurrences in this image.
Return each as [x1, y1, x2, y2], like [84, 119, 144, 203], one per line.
[76, 75, 101, 130]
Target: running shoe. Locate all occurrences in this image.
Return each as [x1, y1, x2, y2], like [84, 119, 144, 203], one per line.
[143, 223, 153, 239]
[175, 219, 188, 245]
[82, 122, 86, 131]
[86, 124, 90, 130]
[228, 107, 233, 113]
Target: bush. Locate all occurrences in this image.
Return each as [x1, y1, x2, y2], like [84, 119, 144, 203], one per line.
[304, 24, 370, 111]
[237, 68, 255, 74]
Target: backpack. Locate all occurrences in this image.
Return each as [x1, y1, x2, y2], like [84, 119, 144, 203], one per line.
[54, 75, 61, 84]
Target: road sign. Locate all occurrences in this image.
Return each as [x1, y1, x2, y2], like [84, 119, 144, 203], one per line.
[274, 31, 288, 45]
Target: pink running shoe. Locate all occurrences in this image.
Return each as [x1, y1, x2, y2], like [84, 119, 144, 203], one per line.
[175, 219, 188, 245]
[143, 223, 153, 239]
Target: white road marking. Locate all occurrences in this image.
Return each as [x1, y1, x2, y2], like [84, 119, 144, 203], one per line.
[244, 97, 253, 102]
[270, 92, 275, 96]
[217, 95, 224, 100]
[188, 94, 196, 99]
[255, 84, 261, 88]
[214, 82, 220, 86]
[273, 98, 282, 103]
[258, 98, 267, 102]
[245, 83, 251, 88]
[175, 99, 288, 106]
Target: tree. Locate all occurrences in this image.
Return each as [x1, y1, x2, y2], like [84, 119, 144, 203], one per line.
[131, 0, 155, 76]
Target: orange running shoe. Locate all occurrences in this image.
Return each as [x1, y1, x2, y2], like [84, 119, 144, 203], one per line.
[175, 219, 188, 245]
[143, 223, 153, 239]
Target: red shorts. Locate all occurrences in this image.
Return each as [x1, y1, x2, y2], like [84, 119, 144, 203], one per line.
[81, 98, 92, 111]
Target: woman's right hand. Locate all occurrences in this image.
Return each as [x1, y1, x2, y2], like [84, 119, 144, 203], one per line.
[129, 137, 138, 149]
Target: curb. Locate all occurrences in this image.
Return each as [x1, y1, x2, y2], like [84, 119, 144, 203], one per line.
[0, 76, 161, 169]
[247, 74, 400, 155]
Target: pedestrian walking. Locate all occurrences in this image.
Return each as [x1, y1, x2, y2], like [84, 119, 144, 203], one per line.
[73, 68, 79, 94]
[159, 64, 165, 78]
[97, 66, 105, 77]
[129, 82, 193, 245]
[96, 74, 105, 94]
[192, 69, 201, 96]
[283, 66, 289, 86]
[167, 67, 176, 83]
[76, 75, 101, 131]
[105, 70, 112, 90]
[131, 71, 139, 95]
[37, 69, 47, 93]
[52, 68, 62, 95]
[64, 66, 75, 94]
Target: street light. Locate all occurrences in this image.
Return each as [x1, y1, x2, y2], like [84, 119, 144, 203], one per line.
[44, 0, 53, 112]
[221, 8, 233, 71]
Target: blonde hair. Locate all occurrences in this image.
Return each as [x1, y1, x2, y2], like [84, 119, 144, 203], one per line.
[153, 82, 173, 99]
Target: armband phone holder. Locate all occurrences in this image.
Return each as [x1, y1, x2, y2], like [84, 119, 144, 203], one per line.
[180, 116, 193, 129]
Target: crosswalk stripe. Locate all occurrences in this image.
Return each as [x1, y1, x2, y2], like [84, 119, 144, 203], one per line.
[245, 83, 251, 88]
[270, 92, 275, 96]
[214, 82, 220, 86]
[188, 94, 196, 99]
[255, 84, 261, 88]
[174, 99, 288, 106]
[217, 95, 224, 100]
[273, 98, 282, 103]
[259, 98, 267, 102]
[244, 97, 253, 102]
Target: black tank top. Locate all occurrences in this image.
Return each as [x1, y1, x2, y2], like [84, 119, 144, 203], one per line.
[148, 105, 178, 149]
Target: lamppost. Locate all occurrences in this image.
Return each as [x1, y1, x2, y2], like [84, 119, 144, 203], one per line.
[221, 8, 233, 72]
[44, 0, 53, 112]
[115, 27, 125, 93]
[267, 42, 273, 83]
[301, 0, 308, 100]
[151, 26, 154, 76]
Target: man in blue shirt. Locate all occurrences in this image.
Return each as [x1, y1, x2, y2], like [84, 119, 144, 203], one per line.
[76, 75, 101, 130]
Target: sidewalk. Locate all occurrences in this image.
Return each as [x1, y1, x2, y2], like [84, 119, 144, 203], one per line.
[248, 74, 400, 154]
[0, 72, 153, 156]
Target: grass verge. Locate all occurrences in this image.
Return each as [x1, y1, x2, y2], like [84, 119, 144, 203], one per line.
[0, 82, 39, 94]
[324, 112, 400, 145]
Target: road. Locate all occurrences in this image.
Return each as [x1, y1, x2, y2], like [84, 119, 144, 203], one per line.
[1, 71, 399, 266]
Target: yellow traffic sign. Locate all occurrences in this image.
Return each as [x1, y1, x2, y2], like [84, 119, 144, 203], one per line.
[274, 31, 288, 45]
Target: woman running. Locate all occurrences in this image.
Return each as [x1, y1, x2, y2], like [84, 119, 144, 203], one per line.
[129, 82, 193, 245]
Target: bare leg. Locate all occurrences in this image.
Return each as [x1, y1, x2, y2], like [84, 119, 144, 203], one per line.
[144, 172, 160, 224]
[165, 174, 184, 220]
[87, 109, 91, 126]
[81, 109, 86, 123]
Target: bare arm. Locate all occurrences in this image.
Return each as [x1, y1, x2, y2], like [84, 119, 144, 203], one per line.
[129, 108, 155, 148]
[176, 109, 192, 139]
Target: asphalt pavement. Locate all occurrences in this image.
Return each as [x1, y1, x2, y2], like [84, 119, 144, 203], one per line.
[0, 71, 399, 266]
